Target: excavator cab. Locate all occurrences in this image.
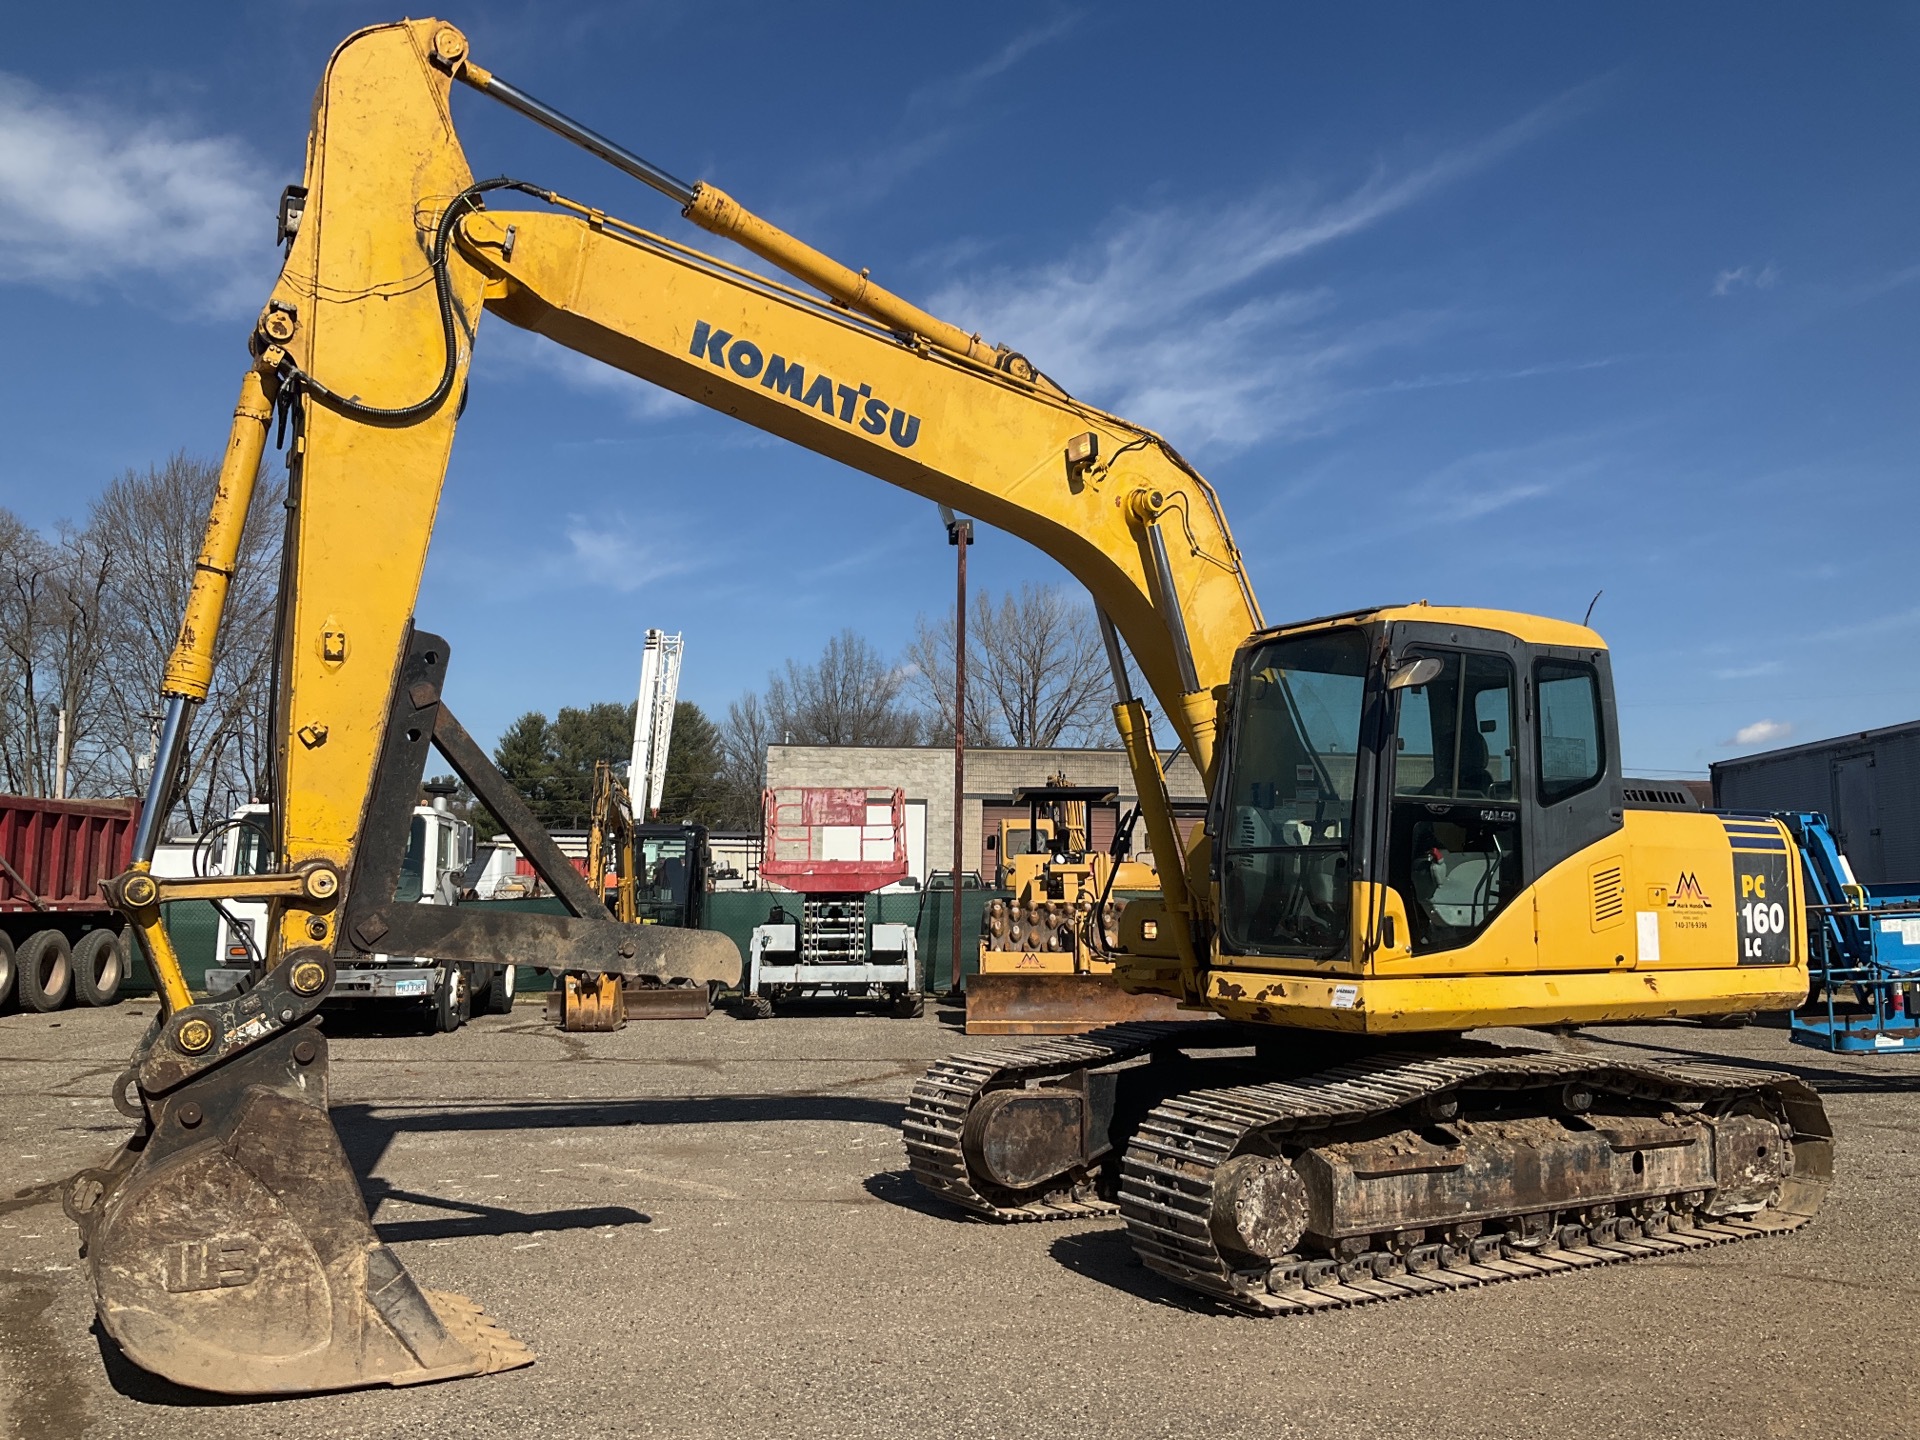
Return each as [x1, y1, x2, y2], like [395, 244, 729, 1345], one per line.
[1216, 603, 1619, 969]
[1179, 601, 1810, 1034]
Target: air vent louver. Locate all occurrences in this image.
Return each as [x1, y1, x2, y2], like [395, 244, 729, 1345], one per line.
[1591, 863, 1625, 929]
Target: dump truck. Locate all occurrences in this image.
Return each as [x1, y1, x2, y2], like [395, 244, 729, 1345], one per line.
[0, 793, 136, 1011]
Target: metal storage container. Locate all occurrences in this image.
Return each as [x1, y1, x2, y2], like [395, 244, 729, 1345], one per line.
[1711, 720, 1920, 884]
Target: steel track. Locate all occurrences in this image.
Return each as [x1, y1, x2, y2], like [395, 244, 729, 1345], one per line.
[905, 1032, 1831, 1313]
[902, 1022, 1213, 1219]
[1122, 1048, 1829, 1312]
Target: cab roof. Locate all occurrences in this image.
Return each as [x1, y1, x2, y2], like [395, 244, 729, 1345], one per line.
[1252, 602, 1606, 653]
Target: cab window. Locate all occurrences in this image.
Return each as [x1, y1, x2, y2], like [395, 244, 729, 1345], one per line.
[396, 816, 427, 903]
[1536, 660, 1604, 804]
[1218, 628, 1370, 957]
[1388, 650, 1522, 953]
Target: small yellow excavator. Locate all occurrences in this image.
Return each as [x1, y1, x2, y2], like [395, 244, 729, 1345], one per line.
[552, 762, 719, 1028]
[68, 18, 1829, 1398]
[966, 778, 1187, 1035]
[554, 760, 631, 1029]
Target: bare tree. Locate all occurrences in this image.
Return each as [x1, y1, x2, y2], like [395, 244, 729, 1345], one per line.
[0, 455, 284, 829]
[761, 629, 922, 748]
[716, 690, 771, 828]
[0, 510, 59, 793]
[714, 630, 923, 830]
[0, 512, 117, 796]
[0, 509, 25, 787]
[907, 584, 1116, 748]
[88, 453, 286, 827]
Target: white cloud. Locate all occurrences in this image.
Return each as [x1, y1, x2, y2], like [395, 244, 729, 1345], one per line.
[925, 86, 1593, 451]
[1729, 719, 1793, 747]
[556, 514, 702, 594]
[907, 15, 1082, 115]
[0, 73, 274, 311]
[1712, 660, 1783, 680]
[777, 16, 1082, 223]
[1711, 263, 1781, 298]
[1388, 433, 1607, 531]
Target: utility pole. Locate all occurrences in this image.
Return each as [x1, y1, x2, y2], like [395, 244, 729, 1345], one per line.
[136, 710, 163, 790]
[54, 706, 70, 800]
[941, 506, 973, 1000]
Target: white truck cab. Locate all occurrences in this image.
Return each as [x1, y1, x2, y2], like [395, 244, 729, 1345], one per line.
[203, 795, 514, 1029]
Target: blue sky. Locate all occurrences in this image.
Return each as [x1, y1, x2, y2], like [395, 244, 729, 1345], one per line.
[2, 3, 1916, 776]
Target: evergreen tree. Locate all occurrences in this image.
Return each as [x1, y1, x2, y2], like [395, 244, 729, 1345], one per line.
[656, 701, 726, 826]
[493, 710, 557, 826]
[547, 702, 636, 828]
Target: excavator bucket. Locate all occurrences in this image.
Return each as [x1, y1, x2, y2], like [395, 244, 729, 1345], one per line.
[73, 1020, 531, 1395]
[554, 972, 628, 1030]
[963, 972, 1196, 1036]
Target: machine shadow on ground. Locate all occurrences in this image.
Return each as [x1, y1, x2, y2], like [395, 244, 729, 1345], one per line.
[92, 1323, 260, 1409]
[860, 1167, 965, 1220]
[1574, 1026, 1920, 1095]
[327, 1094, 908, 1247]
[1046, 1228, 1222, 1312]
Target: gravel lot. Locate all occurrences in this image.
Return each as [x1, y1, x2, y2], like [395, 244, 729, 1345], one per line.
[2, 1000, 1915, 1440]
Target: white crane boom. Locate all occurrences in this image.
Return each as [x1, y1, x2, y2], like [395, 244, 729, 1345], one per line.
[629, 629, 684, 818]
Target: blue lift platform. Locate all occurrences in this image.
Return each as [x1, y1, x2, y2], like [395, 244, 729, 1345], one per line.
[1769, 812, 1920, 1053]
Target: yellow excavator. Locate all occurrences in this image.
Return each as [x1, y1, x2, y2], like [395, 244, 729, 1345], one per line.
[70, 18, 1830, 1396]
[553, 761, 717, 1027]
[556, 759, 638, 1030]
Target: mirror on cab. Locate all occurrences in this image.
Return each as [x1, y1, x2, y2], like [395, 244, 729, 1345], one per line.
[1386, 655, 1445, 691]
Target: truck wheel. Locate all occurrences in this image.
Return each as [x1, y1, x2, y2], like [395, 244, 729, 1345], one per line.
[890, 990, 925, 1019]
[0, 932, 14, 1008]
[17, 930, 73, 1012]
[479, 963, 516, 1015]
[74, 930, 125, 1007]
[434, 963, 472, 1033]
[734, 993, 774, 1020]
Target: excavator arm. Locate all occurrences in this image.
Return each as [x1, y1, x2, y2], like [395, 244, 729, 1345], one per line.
[80, 17, 1262, 1395]
[133, 19, 1259, 1001]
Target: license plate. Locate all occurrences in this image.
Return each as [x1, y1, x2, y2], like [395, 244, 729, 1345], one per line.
[394, 978, 429, 996]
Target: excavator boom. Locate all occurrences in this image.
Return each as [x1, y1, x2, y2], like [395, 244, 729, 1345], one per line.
[80, 17, 1259, 1394]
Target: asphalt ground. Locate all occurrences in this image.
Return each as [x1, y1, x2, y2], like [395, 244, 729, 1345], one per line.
[2, 999, 1915, 1440]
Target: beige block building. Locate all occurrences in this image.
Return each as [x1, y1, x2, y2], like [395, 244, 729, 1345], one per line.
[763, 744, 1206, 887]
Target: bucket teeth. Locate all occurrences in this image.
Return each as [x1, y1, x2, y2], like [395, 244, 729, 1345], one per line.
[82, 1019, 534, 1395]
[422, 1290, 537, 1378]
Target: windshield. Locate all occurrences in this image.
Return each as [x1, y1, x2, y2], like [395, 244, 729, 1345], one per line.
[638, 835, 691, 923]
[396, 816, 427, 903]
[1219, 628, 1370, 956]
[1004, 824, 1049, 858]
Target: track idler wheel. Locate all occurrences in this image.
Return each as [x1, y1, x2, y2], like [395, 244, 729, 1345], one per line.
[961, 1087, 1090, 1192]
[76, 1020, 532, 1394]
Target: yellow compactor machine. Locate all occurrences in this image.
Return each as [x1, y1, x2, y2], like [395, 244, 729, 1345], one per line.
[967, 780, 1191, 1035]
[69, 18, 1829, 1396]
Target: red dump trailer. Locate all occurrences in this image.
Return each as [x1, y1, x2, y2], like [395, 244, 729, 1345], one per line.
[0, 794, 138, 1012]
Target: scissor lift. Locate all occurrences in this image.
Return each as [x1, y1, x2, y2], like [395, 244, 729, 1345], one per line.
[744, 787, 920, 1017]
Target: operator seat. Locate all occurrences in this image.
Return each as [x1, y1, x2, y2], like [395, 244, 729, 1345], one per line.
[1457, 727, 1493, 797]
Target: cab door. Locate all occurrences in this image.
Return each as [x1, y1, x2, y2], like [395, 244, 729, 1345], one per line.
[1524, 644, 1634, 972]
[1374, 634, 1535, 972]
